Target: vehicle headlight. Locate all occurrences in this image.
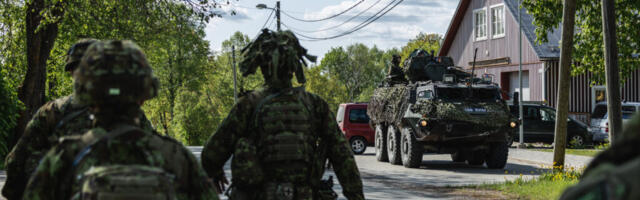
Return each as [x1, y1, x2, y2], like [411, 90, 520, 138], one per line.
[510, 121, 517, 128]
[420, 120, 428, 127]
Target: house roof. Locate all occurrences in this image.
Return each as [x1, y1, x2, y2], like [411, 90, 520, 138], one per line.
[438, 0, 561, 59]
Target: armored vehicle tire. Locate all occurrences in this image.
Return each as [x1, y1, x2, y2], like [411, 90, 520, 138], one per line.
[387, 126, 402, 165]
[486, 142, 509, 169]
[350, 137, 367, 155]
[400, 128, 423, 168]
[506, 134, 514, 147]
[450, 152, 465, 162]
[466, 150, 486, 166]
[375, 124, 389, 162]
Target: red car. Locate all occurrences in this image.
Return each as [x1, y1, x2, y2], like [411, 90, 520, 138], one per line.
[336, 103, 375, 154]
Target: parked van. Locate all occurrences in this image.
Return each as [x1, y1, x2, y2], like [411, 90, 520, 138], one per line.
[590, 102, 640, 141]
[336, 103, 374, 154]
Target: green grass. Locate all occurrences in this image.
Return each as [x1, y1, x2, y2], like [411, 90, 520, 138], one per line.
[470, 169, 581, 199]
[532, 149, 602, 157]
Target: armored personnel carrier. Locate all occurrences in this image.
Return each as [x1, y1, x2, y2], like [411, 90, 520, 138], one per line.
[367, 49, 518, 169]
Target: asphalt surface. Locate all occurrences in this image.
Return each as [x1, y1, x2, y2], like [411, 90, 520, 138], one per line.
[0, 146, 592, 200]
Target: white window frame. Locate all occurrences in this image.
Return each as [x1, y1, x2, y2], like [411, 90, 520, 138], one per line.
[473, 7, 488, 41]
[490, 4, 506, 39]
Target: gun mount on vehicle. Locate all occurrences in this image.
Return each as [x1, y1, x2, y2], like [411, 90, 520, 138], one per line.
[368, 49, 518, 169]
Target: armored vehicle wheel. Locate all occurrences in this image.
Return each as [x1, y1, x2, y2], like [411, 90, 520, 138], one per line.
[450, 152, 465, 162]
[387, 126, 402, 165]
[350, 137, 367, 155]
[375, 124, 388, 162]
[486, 142, 509, 169]
[466, 150, 486, 166]
[400, 128, 423, 168]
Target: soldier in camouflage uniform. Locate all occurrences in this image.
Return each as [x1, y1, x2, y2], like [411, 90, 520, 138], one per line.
[385, 54, 407, 85]
[1, 39, 154, 200]
[560, 113, 640, 200]
[201, 29, 364, 200]
[21, 40, 218, 200]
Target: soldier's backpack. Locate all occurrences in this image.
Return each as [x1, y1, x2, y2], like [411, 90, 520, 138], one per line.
[69, 125, 177, 200]
[230, 88, 315, 182]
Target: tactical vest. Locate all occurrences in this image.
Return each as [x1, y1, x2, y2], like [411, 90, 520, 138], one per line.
[230, 88, 317, 199]
[69, 125, 177, 200]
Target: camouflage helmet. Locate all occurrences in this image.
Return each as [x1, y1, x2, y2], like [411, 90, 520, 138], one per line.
[65, 38, 99, 72]
[73, 40, 159, 106]
[239, 29, 316, 84]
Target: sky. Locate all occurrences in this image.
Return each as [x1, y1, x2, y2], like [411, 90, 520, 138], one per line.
[205, 0, 459, 60]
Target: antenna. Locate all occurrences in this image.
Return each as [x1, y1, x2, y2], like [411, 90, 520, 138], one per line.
[471, 48, 478, 85]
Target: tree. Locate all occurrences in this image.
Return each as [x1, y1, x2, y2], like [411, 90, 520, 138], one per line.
[522, 0, 639, 83]
[400, 33, 442, 60]
[553, 0, 578, 171]
[320, 44, 387, 103]
[1, 0, 236, 149]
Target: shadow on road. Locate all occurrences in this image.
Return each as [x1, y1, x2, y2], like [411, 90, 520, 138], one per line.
[418, 160, 550, 175]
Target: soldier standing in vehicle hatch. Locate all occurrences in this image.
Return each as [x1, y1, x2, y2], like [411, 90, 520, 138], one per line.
[386, 54, 407, 85]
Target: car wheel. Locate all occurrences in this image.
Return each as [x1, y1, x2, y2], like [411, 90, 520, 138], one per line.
[568, 134, 585, 148]
[400, 128, 423, 168]
[387, 125, 402, 165]
[350, 137, 367, 155]
[486, 142, 509, 169]
[375, 124, 388, 162]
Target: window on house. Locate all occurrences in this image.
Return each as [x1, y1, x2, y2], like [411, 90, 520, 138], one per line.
[474, 8, 487, 41]
[491, 5, 505, 38]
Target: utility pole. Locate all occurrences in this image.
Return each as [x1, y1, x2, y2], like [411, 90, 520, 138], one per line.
[553, 0, 577, 171]
[276, 1, 281, 31]
[601, 0, 621, 144]
[518, 0, 525, 148]
[232, 45, 238, 104]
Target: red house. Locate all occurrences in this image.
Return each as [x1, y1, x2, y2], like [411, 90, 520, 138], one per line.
[438, 0, 640, 122]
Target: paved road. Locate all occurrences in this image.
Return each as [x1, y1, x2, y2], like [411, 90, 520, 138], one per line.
[189, 146, 588, 199]
[0, 146, 591, 200]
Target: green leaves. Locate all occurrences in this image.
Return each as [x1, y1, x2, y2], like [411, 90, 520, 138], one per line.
[523, 0, 640, 83]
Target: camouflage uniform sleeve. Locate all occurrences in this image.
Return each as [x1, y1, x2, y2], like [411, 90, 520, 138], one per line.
[21, 144, 75, 200]
[201, 103, 247, 179]
[3, 102, 59, 200]
[313, 95, 364, 200]
[175, 145, 219, 200]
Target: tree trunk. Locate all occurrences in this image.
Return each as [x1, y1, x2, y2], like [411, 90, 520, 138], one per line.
[553, 0, 577, 171]
[13, 0, 65, 148]
[601, 0, 621, 144]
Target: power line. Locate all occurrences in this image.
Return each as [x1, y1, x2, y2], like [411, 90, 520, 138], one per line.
[284, 0, 384, 33]
[280, 0, 364, 22]
[287, 0, 404, 41]
[260, 9, 275, 30]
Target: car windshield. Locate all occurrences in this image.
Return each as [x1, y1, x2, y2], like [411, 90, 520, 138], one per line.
[349, 109, 369, 124]
[435, 88, 500, 102]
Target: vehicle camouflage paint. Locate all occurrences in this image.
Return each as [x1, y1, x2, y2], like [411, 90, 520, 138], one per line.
[367, 49, 517, 169]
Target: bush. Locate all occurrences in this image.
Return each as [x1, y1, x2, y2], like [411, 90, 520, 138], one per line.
[0, 74, 23, 169]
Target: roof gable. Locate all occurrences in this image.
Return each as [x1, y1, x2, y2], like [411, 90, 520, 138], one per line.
[438, 0, 561, 59]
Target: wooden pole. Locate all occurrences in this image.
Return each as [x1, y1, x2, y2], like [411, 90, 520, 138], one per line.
[601, 0, 621, 144]
[553, 0, 577, 170]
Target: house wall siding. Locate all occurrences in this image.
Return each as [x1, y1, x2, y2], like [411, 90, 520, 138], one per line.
[545, 61, 640, 120]
[481, 62, 544, 101]
[447, 0, 540, 68]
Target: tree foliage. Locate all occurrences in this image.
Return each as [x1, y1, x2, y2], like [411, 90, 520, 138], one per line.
[400, 33, 442, 61]
[319, 44, 387, 103]
[522, 0, 640, 83]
